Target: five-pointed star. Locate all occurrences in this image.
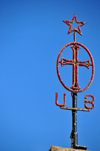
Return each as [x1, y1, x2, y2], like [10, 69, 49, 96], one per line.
[63, 14, 86, 35]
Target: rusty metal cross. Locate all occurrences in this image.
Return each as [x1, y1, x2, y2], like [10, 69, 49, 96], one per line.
[60, 44, 91, 90]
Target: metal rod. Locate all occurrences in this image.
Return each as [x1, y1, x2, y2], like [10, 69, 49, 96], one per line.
[74, 31, 76, 42]
[70, 93, 87, 150]
[70, 27, 87, 150]
[60, 106, 90, 112]
[71, 92, 78, 148]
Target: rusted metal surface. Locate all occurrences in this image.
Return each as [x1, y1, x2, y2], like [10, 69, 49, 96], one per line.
[60, 106, 90, 112]
[63, 14, 86, 35]
[84, 95, 95, 109]
[57, 42, 95, 93]
[49, 146, 90, 151]
[55, 15, 95, 150]
[74, 31, 76, 42]
[56, 92, 66, 106]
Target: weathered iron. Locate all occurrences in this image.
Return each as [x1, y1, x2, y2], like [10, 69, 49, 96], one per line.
[57, 42, 94, 93]
[63, 14, 86, 36]
[55, 14, 95, 150]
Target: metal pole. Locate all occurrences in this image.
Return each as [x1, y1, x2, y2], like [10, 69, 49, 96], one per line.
[74, 31, 76, 42]
[70, 31, 87, 150]
[71, 92, 78, 148]
[71, 31, 78, 148]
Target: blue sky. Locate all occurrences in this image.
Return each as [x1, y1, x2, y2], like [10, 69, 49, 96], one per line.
[0, 0, 100, 151]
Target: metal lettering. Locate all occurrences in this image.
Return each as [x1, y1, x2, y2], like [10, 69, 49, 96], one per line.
[84, 94, 95, 109]
[56, 92, 66, 106]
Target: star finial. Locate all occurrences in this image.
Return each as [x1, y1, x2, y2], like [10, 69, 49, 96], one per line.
[63, 14, 86, 36]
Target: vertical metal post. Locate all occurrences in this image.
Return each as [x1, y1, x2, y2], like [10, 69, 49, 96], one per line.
[70, 31, 78, 148]
[74, 31, 76, 42]
[71, 92, 78, 148]
[71, 93, 87, 150]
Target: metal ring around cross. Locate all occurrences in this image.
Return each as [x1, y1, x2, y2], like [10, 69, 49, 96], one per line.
[57, 42, 95, 93]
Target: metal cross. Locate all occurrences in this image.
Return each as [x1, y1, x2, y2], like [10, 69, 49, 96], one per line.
[60, 45, 91, 90]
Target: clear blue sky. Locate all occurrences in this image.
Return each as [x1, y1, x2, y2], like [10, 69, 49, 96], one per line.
[0, 0, 100, 151]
